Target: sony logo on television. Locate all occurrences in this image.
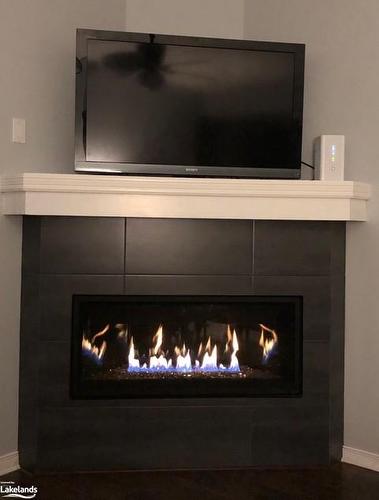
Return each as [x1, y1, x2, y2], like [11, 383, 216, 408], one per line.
[185, 167, 199, 172]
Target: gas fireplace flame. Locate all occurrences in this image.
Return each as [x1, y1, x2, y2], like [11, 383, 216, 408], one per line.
[128, 336, 141, 370]
[115, 323, 128, 339]
[205, 336, 212, 353]
[82, 327, 108, 366]
[152, 324, 163, 355]
[259, 323, 278, 363]
[91, 323, 110, 343]
[201, 344, 218, 371]
[198, 342, 203, 357]
[127, 324, 241, 374]
[229, 328, 240, 371]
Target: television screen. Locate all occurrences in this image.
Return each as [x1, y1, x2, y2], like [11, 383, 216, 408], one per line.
[75, 30, 305, 178]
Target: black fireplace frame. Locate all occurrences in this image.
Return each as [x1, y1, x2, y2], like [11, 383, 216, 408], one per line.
[71, 294, 303, 400]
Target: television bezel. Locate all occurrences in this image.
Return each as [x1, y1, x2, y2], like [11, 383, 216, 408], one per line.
[75, 29, 305, 179]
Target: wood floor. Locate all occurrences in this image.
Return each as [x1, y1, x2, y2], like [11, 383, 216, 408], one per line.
[1, 463, 378, 499]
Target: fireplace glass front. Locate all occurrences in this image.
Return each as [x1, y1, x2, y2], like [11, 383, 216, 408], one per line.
[71, 295, 302, 398]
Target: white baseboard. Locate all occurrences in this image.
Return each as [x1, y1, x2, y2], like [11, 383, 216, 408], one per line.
[0, 451, 19, 476]
[342, 446, 379, 472]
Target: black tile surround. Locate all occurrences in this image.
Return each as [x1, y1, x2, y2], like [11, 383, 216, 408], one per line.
[19, 217, 345, 471]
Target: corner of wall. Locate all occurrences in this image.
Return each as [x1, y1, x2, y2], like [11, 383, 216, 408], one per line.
[0, 451, 20, 476]
[342, 446, 379, 473]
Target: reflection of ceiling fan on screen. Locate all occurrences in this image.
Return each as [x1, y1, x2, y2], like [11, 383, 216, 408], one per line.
[102, 34, 212, 89]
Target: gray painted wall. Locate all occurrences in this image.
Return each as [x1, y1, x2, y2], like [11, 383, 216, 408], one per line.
[0, 0, 126, 458]
[125, 0, 245, 38]
[244, 0, 379, 454]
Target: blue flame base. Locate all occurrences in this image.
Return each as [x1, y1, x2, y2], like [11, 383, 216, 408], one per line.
[127, 365, 241, 374]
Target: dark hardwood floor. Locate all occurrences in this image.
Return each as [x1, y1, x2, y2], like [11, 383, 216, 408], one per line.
[1, 463, 378, 500]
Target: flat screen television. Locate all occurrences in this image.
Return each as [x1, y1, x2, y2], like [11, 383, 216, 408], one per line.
[75, 29, 305, 178]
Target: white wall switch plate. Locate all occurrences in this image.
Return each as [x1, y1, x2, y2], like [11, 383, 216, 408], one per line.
[12, 118, 26, 143]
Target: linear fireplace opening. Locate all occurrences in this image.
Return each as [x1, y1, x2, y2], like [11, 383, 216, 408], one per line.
[71, 295, 302, 398]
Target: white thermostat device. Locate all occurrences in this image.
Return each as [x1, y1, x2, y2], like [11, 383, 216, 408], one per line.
[314, 135, 345, 181]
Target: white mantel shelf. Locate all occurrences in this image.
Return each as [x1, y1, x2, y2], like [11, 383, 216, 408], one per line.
[0, 173, 370, 221]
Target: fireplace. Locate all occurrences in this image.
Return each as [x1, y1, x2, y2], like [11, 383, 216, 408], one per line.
[19, 217, 345, 470]
[72, 295, 302, 398]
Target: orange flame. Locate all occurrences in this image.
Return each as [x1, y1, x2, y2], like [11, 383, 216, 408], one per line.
[82, 335, 107, 362]
[205, 336, 211, 353]
[91, 324, 110, 343]
[259, 324, 278, 361]
[152, 324, 163, 355]
[232, 328, 239, 351]
[198, 342, 203, 357]
[225, 324, 233, 352]
[229, 328, 240, 370]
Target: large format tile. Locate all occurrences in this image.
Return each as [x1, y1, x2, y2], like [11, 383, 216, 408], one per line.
[330, 223, 346, 275]
[329, 271, 345, 460]
[125, 219, 253, 275]
[254, 275, 330, 341]
[19, 272, 40, 470]
[302, 341, 329, 397]
[125, 274, 253, 295]
[37, 406, 253, 470]
[254, 221, 333, 276]
[250, 403, 329, 465]
[39, 275, 124, 341]
[40, 217, 125, 274]
[22, 217, 41, 273]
